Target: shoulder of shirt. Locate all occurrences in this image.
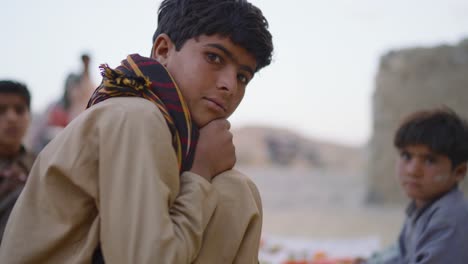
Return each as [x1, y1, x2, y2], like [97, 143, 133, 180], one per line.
[64, 97, 168, 139]
[85, 97, 166, 122]
[89, 97, 160, 112]
[426, 188, 468, 225]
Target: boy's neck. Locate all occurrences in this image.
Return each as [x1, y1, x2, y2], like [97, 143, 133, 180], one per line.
[0, 144, 22, 159]
[414, 186, 457, 209]
[414, 200, 428, 209]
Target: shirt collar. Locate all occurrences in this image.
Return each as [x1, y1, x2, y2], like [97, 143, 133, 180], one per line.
[405, 186, 459, 220]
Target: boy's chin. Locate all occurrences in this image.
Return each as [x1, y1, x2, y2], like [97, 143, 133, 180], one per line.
[402, 182, 421, 193]
[193, 119, 206, 128]
[194, 116, 222, 128]
[402, 186, 423, 200]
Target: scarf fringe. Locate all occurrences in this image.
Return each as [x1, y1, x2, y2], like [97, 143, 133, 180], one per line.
[99, 64, 151, 91]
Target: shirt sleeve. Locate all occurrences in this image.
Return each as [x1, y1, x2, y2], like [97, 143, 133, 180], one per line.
[96, 99, 218, 263]
[363, 243, 401, 264]
[192, 170, 263, 264]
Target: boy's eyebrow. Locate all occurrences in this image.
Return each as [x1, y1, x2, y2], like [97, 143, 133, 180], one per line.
[422, 153, 437, 159]
[399, 148, 438, 159]
[205, 43, 255, 77]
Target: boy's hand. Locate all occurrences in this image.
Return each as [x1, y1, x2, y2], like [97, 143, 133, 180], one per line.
[0, 164, 27, 198]
[190, 119, 236, 182]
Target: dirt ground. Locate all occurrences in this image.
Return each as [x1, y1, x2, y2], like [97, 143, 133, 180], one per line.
[237, 165, 406, 248]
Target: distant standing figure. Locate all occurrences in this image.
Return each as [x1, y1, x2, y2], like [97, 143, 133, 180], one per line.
[68, 54, 96, 120]
[33, 54, 95, 152]
[48, 54, 95, 127]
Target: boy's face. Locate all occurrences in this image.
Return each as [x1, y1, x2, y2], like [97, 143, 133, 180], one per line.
[0, 93, 30, 154]
[152, 34, 257, 127]
[396, 144, 466, 208]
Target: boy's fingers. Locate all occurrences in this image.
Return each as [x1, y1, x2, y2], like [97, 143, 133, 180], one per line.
[0, 167, 27, 182]
[18, 173, 27, 182]
[217, 119, 230, 130]
[1, 169, 12, 179]
[201, 119, 230, 130]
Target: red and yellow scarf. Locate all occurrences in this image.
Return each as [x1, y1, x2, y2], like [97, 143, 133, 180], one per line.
[87, 54, 198, 173]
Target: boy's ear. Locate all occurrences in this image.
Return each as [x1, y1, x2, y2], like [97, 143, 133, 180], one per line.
[453, 163, 467, 182]
[151, 34, 175, 66]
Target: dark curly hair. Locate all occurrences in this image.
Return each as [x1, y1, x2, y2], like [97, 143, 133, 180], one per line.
[0, 80, 31, 109]
[153, 0, 273, 72]
[394, 107, 468, 169]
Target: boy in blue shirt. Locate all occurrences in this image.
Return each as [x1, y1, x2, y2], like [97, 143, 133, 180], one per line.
[362, 107, 468, 263]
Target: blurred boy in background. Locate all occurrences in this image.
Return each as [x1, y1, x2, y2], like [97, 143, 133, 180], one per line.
[358, 107, 468, 263]
[0, 80, 35, 243]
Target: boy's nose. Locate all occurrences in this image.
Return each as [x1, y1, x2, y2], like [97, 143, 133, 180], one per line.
[5, 107, 19, 121]
[217, 68, 238, 96]
[406, 160, 423, 177]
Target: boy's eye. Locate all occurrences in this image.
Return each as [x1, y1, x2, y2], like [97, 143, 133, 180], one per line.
[237, 73, 249, 85]
[400, 151, 411, 161]
[0, 105, 6, 115]
[206, 53, 222, 64]
[424, 156, 436, 165]
[15, 105, 27, 115]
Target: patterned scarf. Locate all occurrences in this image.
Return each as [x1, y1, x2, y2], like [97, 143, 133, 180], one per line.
[87, 54, 198, 173]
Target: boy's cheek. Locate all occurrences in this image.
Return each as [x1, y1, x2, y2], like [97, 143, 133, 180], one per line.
[395, 164, 406, 181]
[432, 174, 450, 182]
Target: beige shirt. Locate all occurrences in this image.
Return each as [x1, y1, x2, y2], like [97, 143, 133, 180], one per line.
[0, 97, 262, 264]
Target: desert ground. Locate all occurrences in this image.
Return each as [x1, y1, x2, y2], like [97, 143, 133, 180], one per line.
[237, 165, 406, 261]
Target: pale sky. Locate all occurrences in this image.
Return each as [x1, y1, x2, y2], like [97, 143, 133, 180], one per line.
[2, 0, 468, 146]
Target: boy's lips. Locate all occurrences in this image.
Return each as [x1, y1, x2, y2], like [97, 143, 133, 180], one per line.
[4, 127, 20, 136]
[403, 180, 421, 189]
[203, 97, 227, 113]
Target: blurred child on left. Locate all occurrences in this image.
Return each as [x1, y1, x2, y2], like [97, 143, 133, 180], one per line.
[0, 80, 36, 243]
